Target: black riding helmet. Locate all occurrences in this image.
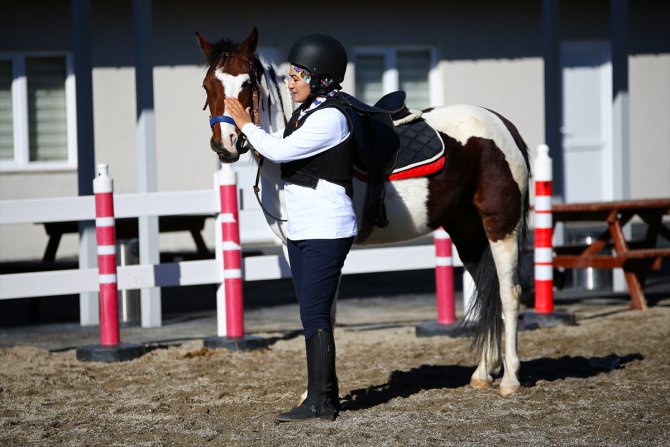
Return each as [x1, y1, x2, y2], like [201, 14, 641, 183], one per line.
[288, 34, 347, 86]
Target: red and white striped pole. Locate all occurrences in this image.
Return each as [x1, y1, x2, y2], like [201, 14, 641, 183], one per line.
[77, 164, 145, 361]
[534, 144, 554, 314]
[518, 145, 575, 329]
[205, 164, 266, 351]
[434, 228, 456, 325]
[216, 164, 244, 338]
[93, 164, 120, 346]
[416, 228, 464, 337]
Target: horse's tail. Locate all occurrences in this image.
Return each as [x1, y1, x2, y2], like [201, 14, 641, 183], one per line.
[466, 244, 503, 361]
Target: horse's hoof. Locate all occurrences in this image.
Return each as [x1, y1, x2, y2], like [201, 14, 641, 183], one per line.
[499, 383, 520, 396]
[470, 378, 492, 389]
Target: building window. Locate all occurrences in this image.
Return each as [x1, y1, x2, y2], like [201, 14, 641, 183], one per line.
[0, 53, 76, 171]
[354, 47, 435, 110]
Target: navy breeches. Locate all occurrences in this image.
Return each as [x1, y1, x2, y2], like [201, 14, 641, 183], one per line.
[287, 237, 354, 339]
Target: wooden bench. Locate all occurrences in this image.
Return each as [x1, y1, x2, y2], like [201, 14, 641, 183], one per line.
[551, 198, 670, 310]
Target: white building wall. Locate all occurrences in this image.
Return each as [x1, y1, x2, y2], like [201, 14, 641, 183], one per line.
[2, 2, 669, 262]
[629, 53, 670, 199]
[92, 67, 138, 194]
[442, 58, 545, 162]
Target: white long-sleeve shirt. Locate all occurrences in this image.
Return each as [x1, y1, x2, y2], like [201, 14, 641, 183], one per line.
[241, 100, 357, 240]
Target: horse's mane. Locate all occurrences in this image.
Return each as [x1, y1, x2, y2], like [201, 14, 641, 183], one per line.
[203, 37, 254, 66]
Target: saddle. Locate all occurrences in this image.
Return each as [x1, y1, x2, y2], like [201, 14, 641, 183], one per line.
[340, 91, 444, 243]
[340, 92, 405, 241]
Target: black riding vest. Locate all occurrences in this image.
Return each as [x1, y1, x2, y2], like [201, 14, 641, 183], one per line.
[280, 98, 354, 197]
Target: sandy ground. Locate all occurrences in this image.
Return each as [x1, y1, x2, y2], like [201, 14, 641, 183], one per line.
[1, 294, 669, 446]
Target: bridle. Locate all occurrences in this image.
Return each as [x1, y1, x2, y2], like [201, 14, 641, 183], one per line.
[205, 52, 263, 154]
[204, 52, 289, 223]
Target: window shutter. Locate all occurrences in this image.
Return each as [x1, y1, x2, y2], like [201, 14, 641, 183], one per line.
[26, 56, 68, 162]
[0, 60, 13, 161]
[398, 50, 430, 109]
[355, 55, 385, 105]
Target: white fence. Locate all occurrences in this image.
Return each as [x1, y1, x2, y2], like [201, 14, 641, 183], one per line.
[0, 174, 462, 326]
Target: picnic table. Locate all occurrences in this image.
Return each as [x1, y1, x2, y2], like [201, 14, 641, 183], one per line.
[40, 215, 212, 262]
[551, 198, 670, 310]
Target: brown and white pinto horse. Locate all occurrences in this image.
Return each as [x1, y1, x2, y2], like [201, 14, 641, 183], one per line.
[196, 28, 531, 396]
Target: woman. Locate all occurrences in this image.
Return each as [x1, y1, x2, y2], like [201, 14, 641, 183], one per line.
[224, 33, 355, 422]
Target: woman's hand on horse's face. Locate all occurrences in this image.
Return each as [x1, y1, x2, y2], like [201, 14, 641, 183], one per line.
[224, 97, 252, 128]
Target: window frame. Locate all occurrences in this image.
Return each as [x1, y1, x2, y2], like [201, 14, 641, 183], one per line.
[352, 46, 439, 109]
[0, 51, 78, 172]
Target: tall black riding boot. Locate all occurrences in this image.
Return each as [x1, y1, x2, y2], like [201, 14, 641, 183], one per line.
[276, 329, 339, 422]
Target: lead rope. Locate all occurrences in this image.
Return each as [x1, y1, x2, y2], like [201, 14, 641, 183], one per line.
[252, 157, 287, 223]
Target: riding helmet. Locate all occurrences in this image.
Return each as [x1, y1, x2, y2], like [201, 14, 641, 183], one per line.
[288, 34, 347, 83]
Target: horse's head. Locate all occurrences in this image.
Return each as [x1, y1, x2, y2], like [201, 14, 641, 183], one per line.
[196, 28, 261, 163]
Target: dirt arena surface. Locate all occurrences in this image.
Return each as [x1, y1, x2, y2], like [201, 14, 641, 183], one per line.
[1, 295, 669, 446]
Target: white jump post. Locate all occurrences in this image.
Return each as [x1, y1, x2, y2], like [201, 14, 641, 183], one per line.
[204, 164, 267, 351]
[519, 144, 575, 329]
[76, 164, 145, 361]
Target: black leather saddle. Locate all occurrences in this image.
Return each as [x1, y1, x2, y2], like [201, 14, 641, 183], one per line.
[344, 91, 410, 120]
[339, 91, 409, 242]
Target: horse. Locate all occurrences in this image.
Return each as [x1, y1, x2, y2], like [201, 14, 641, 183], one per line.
[196, 28, 531, 397]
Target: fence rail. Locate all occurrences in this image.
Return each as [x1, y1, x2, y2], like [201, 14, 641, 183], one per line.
[0, 190, 217, 225]
[0, 182, 460, 303]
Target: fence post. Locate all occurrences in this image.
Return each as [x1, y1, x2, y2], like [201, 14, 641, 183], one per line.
[434, 228, 455, 324]
[519, 145, 575, 329]
[534, 144, 554, 314]
[76, 164, 145, 361]
[204, 164, 267, 351]
[416, 228, 471, 337]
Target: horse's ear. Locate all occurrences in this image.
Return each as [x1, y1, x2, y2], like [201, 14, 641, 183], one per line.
[195, 32, 214, 60]
[239, 27, 259, 54]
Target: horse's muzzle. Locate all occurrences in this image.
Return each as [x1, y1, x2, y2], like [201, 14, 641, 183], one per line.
[210, 138, 240, 163]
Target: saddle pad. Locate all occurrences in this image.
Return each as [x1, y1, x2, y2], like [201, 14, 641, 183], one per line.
[354, 119, 445, 181]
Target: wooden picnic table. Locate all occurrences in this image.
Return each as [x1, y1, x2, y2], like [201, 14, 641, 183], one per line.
[40, 215, 213, 262]
[551, 198, 670, 310]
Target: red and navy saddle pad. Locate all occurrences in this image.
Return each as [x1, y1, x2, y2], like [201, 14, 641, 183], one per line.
[353, 118, 445, 181]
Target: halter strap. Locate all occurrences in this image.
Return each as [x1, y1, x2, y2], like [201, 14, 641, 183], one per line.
[209, 115, 236, 128]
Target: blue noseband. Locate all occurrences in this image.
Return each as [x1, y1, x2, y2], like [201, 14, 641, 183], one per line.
[209, 115, 236, 128]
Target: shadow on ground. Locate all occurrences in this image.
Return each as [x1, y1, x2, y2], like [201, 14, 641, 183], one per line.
[341, 353, 643, 412]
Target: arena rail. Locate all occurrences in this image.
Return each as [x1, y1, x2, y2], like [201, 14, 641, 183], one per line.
[0, 166, 463, 323]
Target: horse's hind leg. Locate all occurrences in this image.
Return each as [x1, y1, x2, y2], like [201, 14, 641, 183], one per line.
[444, 210, 502, 390]
[489, 232, 522, 396]
[466, 253, 502, 391]
[469, 322, 500, 390]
